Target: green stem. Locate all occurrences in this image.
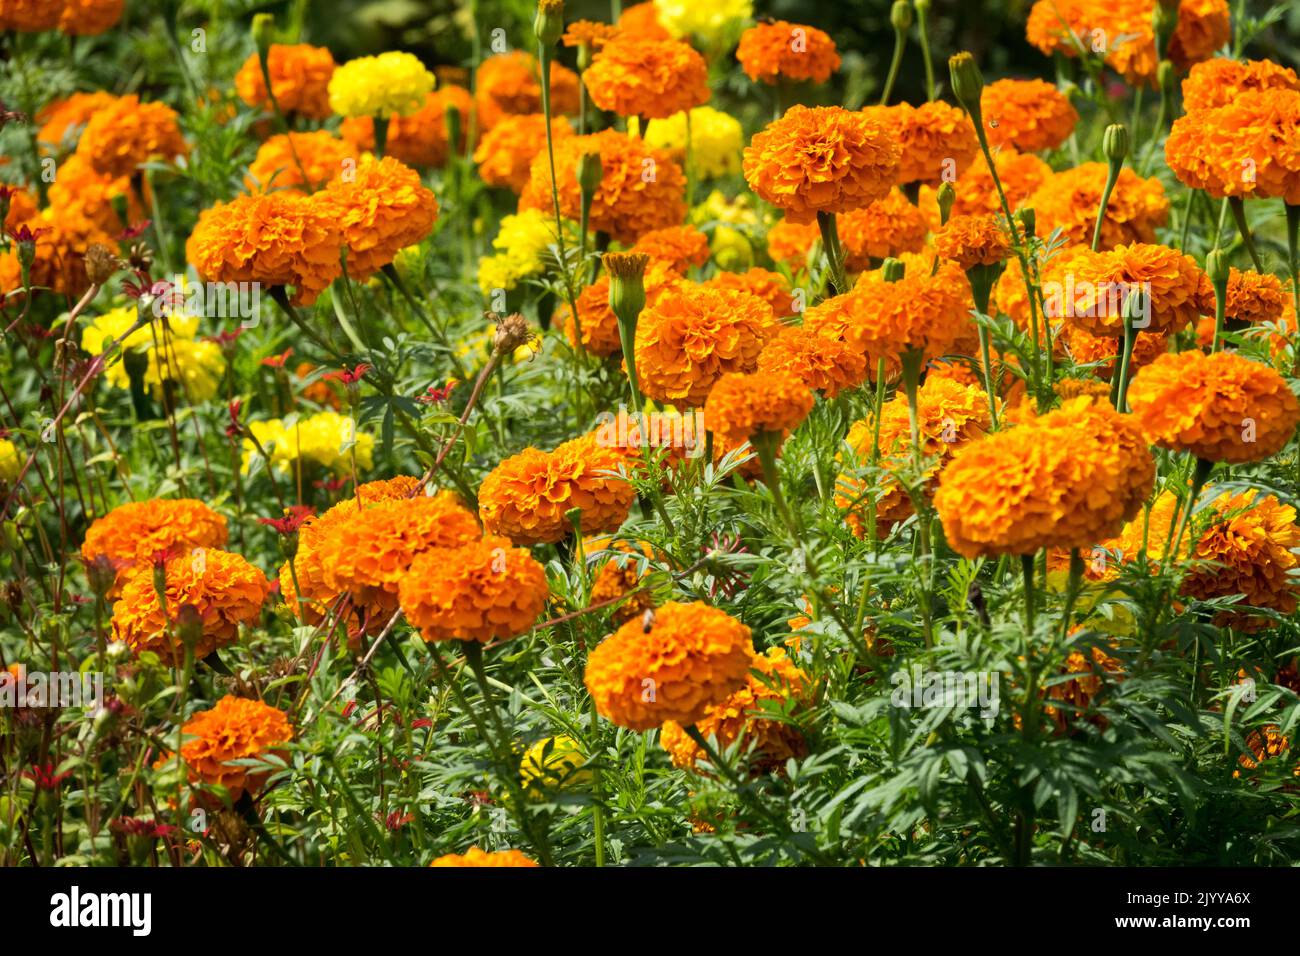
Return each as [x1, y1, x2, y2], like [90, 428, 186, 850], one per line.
[1228, 198, 1265, 272]
[1091, 161, 1122, 252]
[879, 26, 907, 106]
[816, 211, 848, 297]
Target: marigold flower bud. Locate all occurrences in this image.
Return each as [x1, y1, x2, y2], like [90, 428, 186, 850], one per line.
[880, 257, 906, 282]
[534, 0, 565, 48]
[948, 52, 984, 117]
[936, 182, 956, 226]
[577, 150, 603, 196]
[251, 14, 276, 63]
[603, 252, 649, 325]
[1205, 248, 1231, 285]
[1103, 124, 1129, 164]
[890, 0, 914, 32]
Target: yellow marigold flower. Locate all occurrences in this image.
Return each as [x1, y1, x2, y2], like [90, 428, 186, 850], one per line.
[1028, 163, 1169, 250]
[235, 44, 337, 120]
[186, 192, 342, 306]
[477, 208, 567, 296]
[652, 0, 751, 43]
[660, 646, 811, 772]
[584, 38, 709, 121]
[519, 735, 590, 793]
[242, 410, 375, 476]
[36, 91, 116, 149]
[473, 113, 573, 193]
[111, 549, 269, 662]
[341, 86, 474, 169]
[933, 213, 1011, 270]
[0, 438, 21, 484]
[633, 283, 778, 407]
[398, 534, 549, 643]
[429, 846, 538, 867]
[629, 106, 743, 179]
[737, 19, 840, 85]
[980, 78, 1078, 152]
[934, 397, 1155, 558]
[135, 338, 227, 404]
[629, 226, 710, 274]
[76, 95, 188, 180]
[836, 190, 930, 271]
[328, 51, 435, 119]
[1165, 89, 1300, 204]
[0, 0, 63, 30]
[920, 149, 1051, 224]
[178, 695, 292, 801]
[81, 497, 228, 594]
[246, 131, 358, 193]
[475, 51, 579, 130]
[1040, 243, 1205, 337]
[317, 155, 438, 280]
[81, 305, 214, 400]
[838, 376, 990, 538]
[703, 267, 795, 318]
[584, 600, 754, 731]
[1181, 57, 1300, 111]
[757, 325, 867, 398]
[559, 258, 682, 356]
[743, 105, 901, 223]
[704, 370, 814, 446]
[1127, 350, 1300, 463]
[861, 101, 978, 187]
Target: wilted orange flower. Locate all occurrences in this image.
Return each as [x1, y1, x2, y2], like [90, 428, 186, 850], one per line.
[703, 268, 796, 318]
[475, 51, 579, 130]
[757, 325, 867, 397]
[765, 217, 821, 267]
[736, 20, 840, 85]
[560, 258, 681, 356]
[563, 20, 619, 51]
[838, 376, 990, 537]
[980, 78, 1077, 152]
[246, 131, 358, 193]
[36, 91, 116, 149]
[630, 226, 710, 274]
[704, 370, 814, 446]
[617, 1, 671, 41]
[660, 646, 811, 772]
[178, 695, 292, 801]
[1062, 325, 1168, 379]
[1040, 243, 1205, 337]
[743, 105, 901, 223]
[429, 846, 539, 867]
[111, 549, 270, 662]
[398, 534, 548, 643]
[634, 284, 778, 407]
[520, 129, 685, 244]
[472, 113, 573, 192]
[0, 0, 63, 30]
[1166, 89, 1300, 204]
[235, 43, 337, 119]
[186, 191, 342, 305]
[921, 149, 1051, 224]
[585, 600, 754, 731]
[1042, 645, 1124, 734]
[837, 190, 930, 270]
[78, 95, 188, 180]
[1181, 57, 1300, 111]
[1028, 163, 1169, 249]
[933, 213, 1011, 270]
[341, 87, 475, 169]
[934, 397, 1155, 558]
[81, 498, 229, 594]
[479, 432, 636, 545]
[584, 38, 709, 120]
[861, 101, 978, 187]
[317, 155, 438, 280]
[1127, 350, 1300, 463]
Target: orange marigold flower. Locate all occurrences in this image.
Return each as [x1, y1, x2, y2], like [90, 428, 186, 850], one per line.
[77, 95, 188, 180]
[479, 432, 636, 545]
[475, 51, 579, 130]
[179, 695, 292, 801]
[0, 0, 63, 30]
[186, 192, 342, 305]
[45, 151, 131, 233]
[1127, 350, 1300, 463]
[1221, 268, 1287, 325]
[660, 646, 811, 772]
[934, 397, 1155, 558]
[235, 44, 337, 120]
[587, 537, 656, 625]
[1062, 324, 1168, 379]
[111, 549, 270, 663]
[584, 600, 754, 731]
[562, 20, 619, 50]
[472, 113, 573, 192]
[980, 78, 1078, 152]
[617, 1, 671, 40]
[584, 38, 710, 120]
[36, 91, 116, 149]
[837, 189, 930, 270]
[743, 105, 901, 223]
[246, 131, 358, 193]
[57, 0, 122, 34]
[81, 498, 229, 594]
[736, 20, 840, 85]
[991, 258, 1044, 333]
[317, 155, 438, 280]
[1042, 645, 1124, 734]
[629, 226, 710, 274]
[704, 370, 814, 445]
[520, 129, 685, 244]
[0, 205, 114, 298]
[341, 87, 475, 169]
[1181, 57, 1300, 111]
[703, 267, 796, 318]
[1028, 163, 1169, 249]
[429, 846, 539, 867]
[860, 101, 978, 187]
[765, 217, 821, 267]
[398, 535, 549, 643]
[757, 324, 867, 397]
[920, 149, 1051, 224]
[560, 258, 681, 356]
[1236, 725, 1292, 775]
[933, 213, 1011, 270]
[634, 283, 778, 407]
[1167, 0, 1232, 73]
[1165, 89, 1300, 204]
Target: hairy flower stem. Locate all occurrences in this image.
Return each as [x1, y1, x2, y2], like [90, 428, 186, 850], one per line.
[1109, 312, 1136, 411]
[1228, 198, 1265, 273]
[1091, 163, 1121, 252]
[816, 212, 849, 297]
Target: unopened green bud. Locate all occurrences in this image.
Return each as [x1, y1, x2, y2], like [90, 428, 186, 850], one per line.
[881, 257, 906, 282]
[890, 1, 914, 32]
[1016, 206, 1036, 239]
[534, 0, 565, 48]
[251, 14, 276, 62]
[577, 150, 603, 196]
[604, 253, 648, 323]
[1103, 124, 1129, 164]
[1206, 248, 1231, 285]
[936, 183, 956, 226]
[948, 52, 984, 116]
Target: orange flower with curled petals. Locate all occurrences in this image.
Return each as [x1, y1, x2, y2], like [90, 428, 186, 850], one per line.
[341, 87, 475, 169]
[559, 258, 682, 356]
[479, 433, 636, 545]
[633, 284, 778, 408]
[736, 20, 840, 85]
[81, 498, 229, 596]
[430, 846, 538, 867]
[56, 0, 120, 33]
[1062, 324, 1168, 379]
[934, 397, 1155, 558]
[630, 226, 710, 275]
[317, 155, 438, 280]
[586, 537, 657, 626]
[1165, 89, 1300, 204]
[703, 268, 796, 318]
[584, 38, 709, 120]
[980, 78, 1077, 152]
[520, 129, 685, 244]
[584, 600, 754, 731]
[0, 0, 63, 30]
[246, 131, 358, 193]
[1219, 269, 1287, 326]
[45, 152, 132, 234]
[660, 646, 812, 773]
[757, 325, 867, 397]
[475, 51, 579, 130]
[920, 149, 1051, 225]
[78, 95, 188, 180]
[111, 549, 270, 663]
[934, 213, 1011, 271]
[398, 534, 549, 643]
[1028, 163, 1169, 250]
[1181, 57, 1300, 111]
[36, 91, 116, 149]
[235, 44, 337, 119]
[186, 192, 342, 305]
[562, 20, 618, 51]
[1127, 350, 1300, 463]
[1167, 0, 1232, 73]
[860, 101, 977, 187]
[0, 205, 114, 298]
[837, 190, 930, 270]
[472, 113, 573, 192]
[743, 105, 900, 224]
[766, 217, 821, 267]
[178, 696, 292, 802]
[704, 370, 814, 446]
